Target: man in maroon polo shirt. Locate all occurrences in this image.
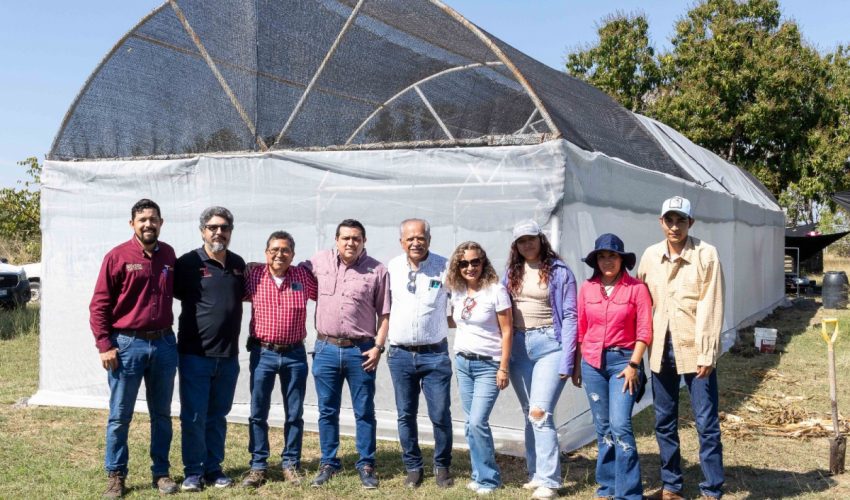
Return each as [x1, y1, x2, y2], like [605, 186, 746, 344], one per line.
[90, 199, 179, 498]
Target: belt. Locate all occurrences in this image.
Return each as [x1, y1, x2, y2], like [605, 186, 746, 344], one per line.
[316, 333, 371, 347]
[393, 341, 446, 353]
[117, 328, 170, 340]
[456, 351, 493, 361]
[248, 337, 303, 354]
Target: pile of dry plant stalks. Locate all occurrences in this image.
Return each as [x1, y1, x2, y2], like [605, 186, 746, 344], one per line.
[719, 369, 850, 439]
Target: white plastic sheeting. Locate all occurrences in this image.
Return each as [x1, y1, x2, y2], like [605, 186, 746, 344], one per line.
[33, 139, 784, 456]
[634, 114, 778, 210]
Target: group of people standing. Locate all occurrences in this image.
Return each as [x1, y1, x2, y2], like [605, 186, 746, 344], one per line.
[90, 195, 724, 500]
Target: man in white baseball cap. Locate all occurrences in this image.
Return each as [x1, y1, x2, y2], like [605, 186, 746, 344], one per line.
[638, 196, 725, 500]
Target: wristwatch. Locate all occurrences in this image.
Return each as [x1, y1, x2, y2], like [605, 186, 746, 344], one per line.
[376, 344, 386, 354]
[628, 361, 640, 370]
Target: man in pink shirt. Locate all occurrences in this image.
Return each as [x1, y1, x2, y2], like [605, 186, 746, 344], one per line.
[302, 219, 390, 489]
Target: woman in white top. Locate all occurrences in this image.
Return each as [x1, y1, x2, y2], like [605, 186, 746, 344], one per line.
[446, 241, 513, 495]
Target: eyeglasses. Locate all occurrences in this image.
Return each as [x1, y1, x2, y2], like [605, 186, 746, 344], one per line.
[460, 296, 477, 320]
[458, 258, 482, 269]
[407, 270, 417, 293]
[266, 247, 292, 255]
[204, 224, 233, 233]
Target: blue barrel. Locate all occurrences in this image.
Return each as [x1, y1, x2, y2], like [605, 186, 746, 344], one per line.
[823, 271, 849, 309]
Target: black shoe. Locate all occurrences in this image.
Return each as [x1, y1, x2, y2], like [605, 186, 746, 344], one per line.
[311, 464, 337, 487]
[358, 465, 379, 489]
[404, 469, 423, 488]
[435, 467, 454, 488]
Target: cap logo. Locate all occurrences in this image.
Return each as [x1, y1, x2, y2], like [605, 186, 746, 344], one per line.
[669, 197, 683, 209]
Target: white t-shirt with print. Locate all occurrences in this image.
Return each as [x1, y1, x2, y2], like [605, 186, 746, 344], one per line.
[452, 283, 511, 360]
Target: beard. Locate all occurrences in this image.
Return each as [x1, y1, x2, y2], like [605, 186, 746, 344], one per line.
[138, 231, 158, 244]
[208, 241, 227, 253]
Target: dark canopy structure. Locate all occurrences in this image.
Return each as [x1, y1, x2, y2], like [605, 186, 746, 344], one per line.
[49, 0, 688, 179]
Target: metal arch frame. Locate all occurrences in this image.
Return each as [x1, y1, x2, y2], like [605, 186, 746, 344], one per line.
[428, 0, 560, 140]
[48, 4, 171, 160]
[345, 61, 504, 145]
[49, 0, 565, 160]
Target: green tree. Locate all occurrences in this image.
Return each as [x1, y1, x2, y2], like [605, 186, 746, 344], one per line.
[566, 12, 660, 112]
[0, 157, 41, 251]
[565, 0, 850, 216]
[652, 0, 828, 197]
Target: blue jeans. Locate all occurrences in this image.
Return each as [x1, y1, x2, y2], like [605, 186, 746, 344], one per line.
[455, 354, 501, 489]
[178, 353, 240, 477]
[509, 326, 566, 488]
[387, 341, 453, 471]
[652, 336, 724, 498]
[582, 350, 643, 500]
[105, 332, 178, 477]
[312, 338, 377, 470]
[248, 344, 308, 470]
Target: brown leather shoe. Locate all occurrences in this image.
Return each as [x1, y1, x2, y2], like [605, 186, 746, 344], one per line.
[434, 467, 454, 488]
[103, 471, 125, 499]
[646, 489, 685, 500]
[241, 469, 267, 489]
[152, 476, 178, 495]
[282, 466, 303, 485]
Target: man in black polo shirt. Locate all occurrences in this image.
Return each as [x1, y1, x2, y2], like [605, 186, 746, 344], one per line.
[174, 206, 246, 491]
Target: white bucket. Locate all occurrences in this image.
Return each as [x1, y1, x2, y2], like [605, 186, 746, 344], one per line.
[754, 327, 778, 353]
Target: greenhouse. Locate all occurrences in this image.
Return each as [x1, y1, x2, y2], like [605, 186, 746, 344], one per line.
[35, 0, 785, 454]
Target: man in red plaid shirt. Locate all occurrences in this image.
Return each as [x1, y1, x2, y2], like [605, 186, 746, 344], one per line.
[240, 231, 317, 488]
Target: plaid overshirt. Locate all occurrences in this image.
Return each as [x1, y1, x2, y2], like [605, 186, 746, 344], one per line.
[637, 236, 724, 374]
[244, 264, 317, 345]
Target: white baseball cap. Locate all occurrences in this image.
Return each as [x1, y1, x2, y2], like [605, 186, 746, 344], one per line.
[661, 196, 692, 218]
[512, 220, 542, 241]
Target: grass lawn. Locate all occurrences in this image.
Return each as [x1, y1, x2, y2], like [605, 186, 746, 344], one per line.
[4, 270, 850, 498]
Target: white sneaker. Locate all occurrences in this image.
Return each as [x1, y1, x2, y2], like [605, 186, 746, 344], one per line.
[531, 486, 558, 499]
[523, 479, 543, 490]
[466, 481, 481, 491]
[476, 486, 495, 495]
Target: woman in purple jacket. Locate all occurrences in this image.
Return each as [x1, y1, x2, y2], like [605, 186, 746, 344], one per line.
[503, 220, 577, 500]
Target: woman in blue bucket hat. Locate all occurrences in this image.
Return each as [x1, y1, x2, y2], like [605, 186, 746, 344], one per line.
[572, 233, 653, 500]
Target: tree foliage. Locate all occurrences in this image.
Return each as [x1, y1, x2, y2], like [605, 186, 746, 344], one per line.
[0, 157, 41, 256]
[565, 13, 660, 112]
[565, 0, 850, 224]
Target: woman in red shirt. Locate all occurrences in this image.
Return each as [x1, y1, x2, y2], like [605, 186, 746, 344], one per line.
[572, 233, 652, 500]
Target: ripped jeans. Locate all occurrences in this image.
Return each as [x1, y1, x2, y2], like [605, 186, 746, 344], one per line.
[509, 326, 566, 488]
[582, 349, 643, 500]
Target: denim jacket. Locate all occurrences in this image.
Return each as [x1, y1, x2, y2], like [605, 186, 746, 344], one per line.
[503, 259, 578, 376]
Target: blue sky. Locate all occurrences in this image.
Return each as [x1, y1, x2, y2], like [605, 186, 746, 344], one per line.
[1, 1, 847, 188]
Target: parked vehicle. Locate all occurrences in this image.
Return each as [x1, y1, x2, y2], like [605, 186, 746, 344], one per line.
[0, 262, 31, 309]
[22, 262, 41, 302]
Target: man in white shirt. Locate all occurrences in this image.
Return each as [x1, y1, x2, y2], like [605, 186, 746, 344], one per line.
[386, 218, 453, 489]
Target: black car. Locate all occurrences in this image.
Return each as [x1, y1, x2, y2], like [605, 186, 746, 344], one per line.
[0, 264, 31, 309]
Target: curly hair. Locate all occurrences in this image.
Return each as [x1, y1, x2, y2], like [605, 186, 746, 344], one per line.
[445, 241, 499, 292]
[506, 233, 562, 296]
